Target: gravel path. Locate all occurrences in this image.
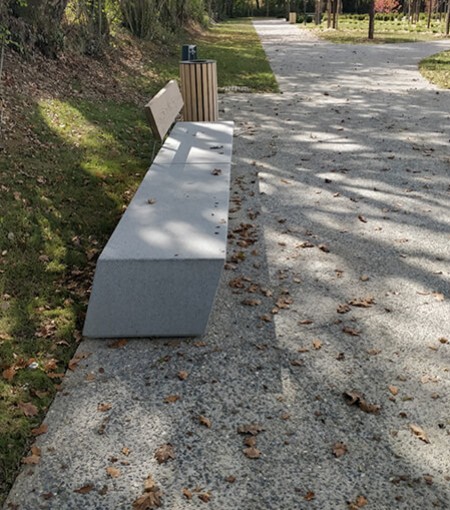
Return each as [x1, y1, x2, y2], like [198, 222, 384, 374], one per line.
[5, 19, 450, 510]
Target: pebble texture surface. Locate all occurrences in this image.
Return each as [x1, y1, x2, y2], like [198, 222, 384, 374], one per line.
[5, 19, 450, 510]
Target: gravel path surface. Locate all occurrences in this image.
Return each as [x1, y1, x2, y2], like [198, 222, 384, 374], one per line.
[5, 19, 450, 510]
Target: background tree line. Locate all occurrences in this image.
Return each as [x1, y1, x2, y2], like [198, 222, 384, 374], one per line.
[1, 0, 449, 57]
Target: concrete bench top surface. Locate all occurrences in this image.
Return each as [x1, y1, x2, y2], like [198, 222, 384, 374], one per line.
[152, 121, 234, 166]
[101, 161, 231, 261]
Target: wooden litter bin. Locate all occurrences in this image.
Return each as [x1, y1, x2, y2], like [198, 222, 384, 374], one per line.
[180, 60, 218, 122]
[289, 12, 297, 24]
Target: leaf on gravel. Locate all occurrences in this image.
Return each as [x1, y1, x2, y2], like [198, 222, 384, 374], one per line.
[360, 275, 370, 282]
[106, 466, 120, 478]
[318, 244, 330, 253]
[342, 326, 360, 337]
[237, 423, 264, 435]
[74, 484, 94, 494]
[97, 403, 112, 412]
[367, 349, 381, 355]
[198, 492, 211, 503]
[290, 359, 304, 367]
[31, 423, 48, 436]
[332, 442, 348, 458]
[409, 424, 430, 444]
[244, 436, 257, 447]
[337, 304, 351, 314]
[164, 394, 180, 404]
[388, 386, 399, 396]
[18, 402, 38, 417]
[420, 375, 439, 384]
[182, 488, 193, 500]
[229, 277, 246, 289]
[297, 347, 309, 353]
[122, 447, 131, 456]
[358, 215, 368, 223]
[243, 446, 261, 459]
[432, 292, 444, 302]
[260, 314, 273, 322]
[22, 445, 41, 465]
[68, 352, 92, 371]
[438, 337, 448, 344]
[177, 371, 189, 381]
[242, 298, 261, 306]
[349, 297, 375, 308]
[343, 391, 380, 414]
[297, 241, 315, 248]
[154, 444, 175, 464]
[348, 495, 368, 509]
[133, 475, 162, 509]
[109, 339, 128, 349]
[312, 339, 322, 350]
[199, 415, 212, 428]
[298, 319, 313, 325]
[304, 491, 315, 501]
[276, 296, 293, 309]
[225, 475, 236, 483]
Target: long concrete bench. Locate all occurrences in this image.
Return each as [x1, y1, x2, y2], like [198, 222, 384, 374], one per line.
[83, 81, 234, 338]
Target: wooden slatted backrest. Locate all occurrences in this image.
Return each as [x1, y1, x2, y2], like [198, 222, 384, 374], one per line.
[144, 80, 184, 142]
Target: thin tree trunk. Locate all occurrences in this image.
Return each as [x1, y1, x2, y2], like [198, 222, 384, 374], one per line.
[327, 0, 331, 28]
[427, 0, 433, 28]
[446, 0, 450, 35]
[368, 0, 375, 39]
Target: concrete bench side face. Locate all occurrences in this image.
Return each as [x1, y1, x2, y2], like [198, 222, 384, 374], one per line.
[145, 80, 184, 141]
[83, 258, 224, 338]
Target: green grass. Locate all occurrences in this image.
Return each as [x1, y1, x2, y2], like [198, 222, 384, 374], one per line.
[312, 15, 449, 44]
[0, 17, 277, 505]
[420, 50, 450, 88]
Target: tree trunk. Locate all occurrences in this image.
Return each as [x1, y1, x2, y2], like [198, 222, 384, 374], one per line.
[446, 0, 450, 35]
[368, 0, 375, 39]
[315, 0, 322, 25]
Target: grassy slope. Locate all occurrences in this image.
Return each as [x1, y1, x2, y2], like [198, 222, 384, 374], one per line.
[420, 50, 450, 88]
[0, 18, 276, 504]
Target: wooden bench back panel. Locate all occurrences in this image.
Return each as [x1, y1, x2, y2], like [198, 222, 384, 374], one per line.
[145, 80, 184, 142]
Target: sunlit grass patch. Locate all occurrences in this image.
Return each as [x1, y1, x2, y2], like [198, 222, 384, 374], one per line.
[420, 50, 450, 88]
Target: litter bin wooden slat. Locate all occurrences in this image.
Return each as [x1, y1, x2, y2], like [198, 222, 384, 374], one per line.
[180, 60, 218, 122]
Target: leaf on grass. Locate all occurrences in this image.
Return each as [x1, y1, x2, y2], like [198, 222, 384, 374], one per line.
[164, 395, 180, 404]
[74, 484, 94, 494]
[237, 423, 264, 435]
[312, 339, 322, 350]
[31, 423, 48, 436]
[2, 366, 16, 381]
[409, 424, 430, 444]
[154, 444, 175, 464]
[243, 447, 261, 459]
[97, 403, 112, 412]
[18, 402, 38, 417]
[337, 304, 351, 314]
[106, 466, 120, 478]
[109, 339, 128, 349]
[199, 415, 212, 428]
[332, 442, 348, 458]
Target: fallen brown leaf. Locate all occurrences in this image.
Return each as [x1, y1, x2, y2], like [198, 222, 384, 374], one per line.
[243, 446, 261, 459]
[109, 339, 128, 349]
[73, 484, 94, 494]
[348, 297, 375, 308]
[225, 476, 236, 483]
[31, 423, 48, 436]
[358, 215, 368, 223]
[177, 371, 189, 381]
[242, 298, 261, 306]
[298, 319, 313, 325]
[304, 491, 315, 501]
[332, 442, 348, 458]
[182, 488, 193, 500]
[163, 395, 180, 404]
[337, 304, 351, 314]
[154, 444, 175, 464]
[343, 391, 380, 414]
[290, 359, 304, 367]
[22, 445, 41, 465]
[133, 475, 162, 509]
[260, 314, 273, 322]
[312, 339, 322, 350]
[318, 244, 330, 253]
[18, 402, 38, 417]
[342, 326, 360, 337]
[97, 403, 112, 412]
[198, 492, 211, 503]
[432, 292, 444, 302]
[122, 447, 131, 456]
[388, 386, 399, 396]
[199, 415, 212, 428]
[68, 352, 91, 371]
[409, 424, 430, 444]
[106, 466, 120, 478]
[348, 495, 368, 509]
[244, 436, 257, 447]
[237, 423, 264, 435]
[2, 366, 16, 381]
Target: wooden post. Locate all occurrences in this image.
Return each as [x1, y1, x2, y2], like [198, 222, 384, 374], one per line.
[180, 60, 219, 122]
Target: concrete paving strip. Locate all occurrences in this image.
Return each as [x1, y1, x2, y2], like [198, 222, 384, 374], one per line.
[5, 19, 450, 510]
